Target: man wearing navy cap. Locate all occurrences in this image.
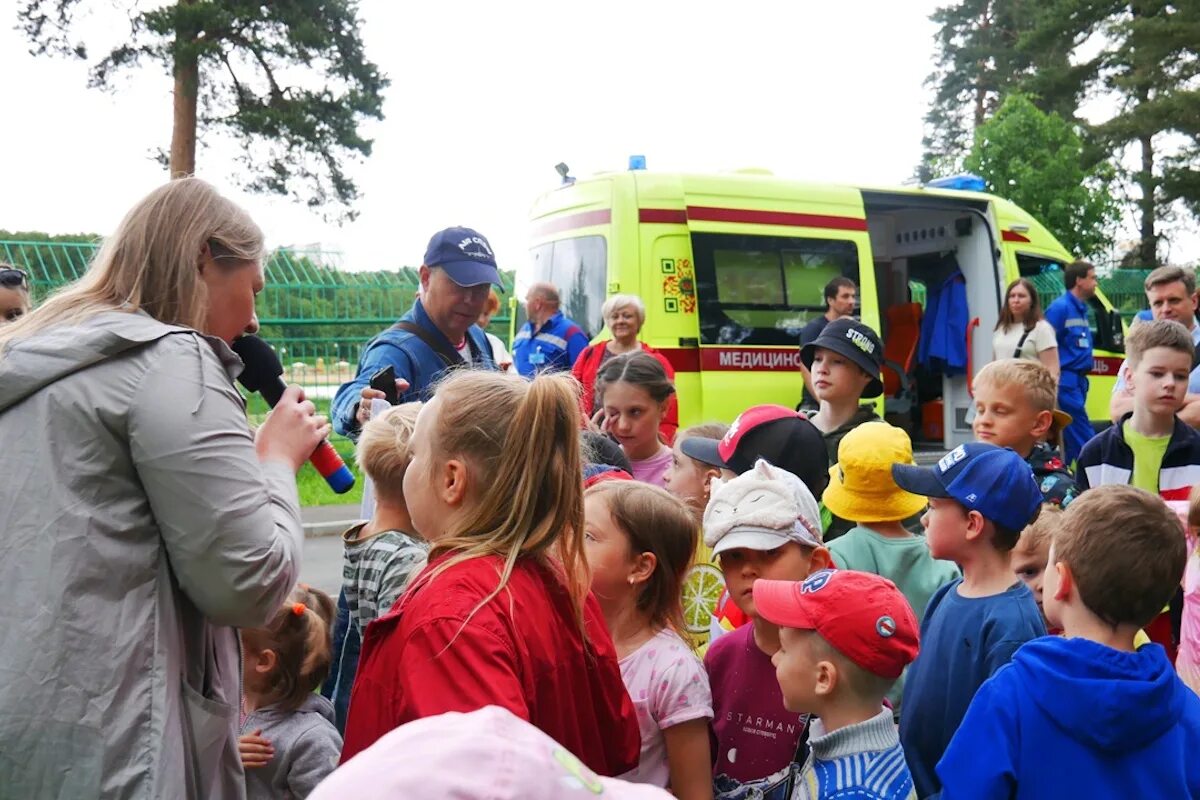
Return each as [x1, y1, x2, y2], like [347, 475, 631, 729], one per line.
[333, 226, 501, 440]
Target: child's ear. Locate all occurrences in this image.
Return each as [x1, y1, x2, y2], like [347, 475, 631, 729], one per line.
[1053, 560, 1073, 603]
[807, 546, 833, 574]
[1032, 410, 1054, 440]
[630, 552, 658, 586]
[964, 510, 987, 542]
[702, 468, 722, 494]
[255, 648, 277, 676]
[815, 657, 838, 697]
[441, 457, 469, 507]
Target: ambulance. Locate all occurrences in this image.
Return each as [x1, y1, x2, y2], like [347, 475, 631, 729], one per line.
[528, 164, 1126, 641]
[528, 164, 1125, 437]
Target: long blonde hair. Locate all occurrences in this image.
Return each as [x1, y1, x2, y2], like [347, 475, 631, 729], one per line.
[0, 178, 263, 355]
[421, 369, 588, 630]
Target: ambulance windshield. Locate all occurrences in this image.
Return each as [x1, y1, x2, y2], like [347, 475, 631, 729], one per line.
[529, 236, 607, 337]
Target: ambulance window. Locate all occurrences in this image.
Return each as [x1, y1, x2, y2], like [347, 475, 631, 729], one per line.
[529, 236, 607, 336]
[691, 233, 859, 345]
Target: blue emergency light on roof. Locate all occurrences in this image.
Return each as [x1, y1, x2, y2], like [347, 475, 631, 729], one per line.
[927, 173, 987, 192]
[628, 155, 647, 171]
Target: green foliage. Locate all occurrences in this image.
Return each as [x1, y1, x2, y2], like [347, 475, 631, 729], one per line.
[1016, 0, 1200, 266]
[18, 0, 388, 221]
[965, 94, 1119, 260]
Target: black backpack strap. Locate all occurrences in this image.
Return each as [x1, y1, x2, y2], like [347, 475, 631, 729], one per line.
[392, 321, 460, 368]
[1012, 326, 1034, 359]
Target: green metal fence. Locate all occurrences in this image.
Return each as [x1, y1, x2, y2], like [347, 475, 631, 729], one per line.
[2, 240, 515, 417]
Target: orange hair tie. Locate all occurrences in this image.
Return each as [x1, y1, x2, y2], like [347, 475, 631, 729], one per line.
[291, 602, 307, 616]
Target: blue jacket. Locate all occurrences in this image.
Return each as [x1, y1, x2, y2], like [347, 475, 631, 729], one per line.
[918, 270, 968, 374]
[1044, 291, 1094, 374]
[938, 637, 1200, 799]
[511, 311, 589, 377]
[1076, 413, 1200, 503]
[332, 299, 495, 440]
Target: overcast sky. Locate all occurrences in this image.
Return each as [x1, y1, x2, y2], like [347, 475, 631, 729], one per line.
[3, 1, 1191, 273]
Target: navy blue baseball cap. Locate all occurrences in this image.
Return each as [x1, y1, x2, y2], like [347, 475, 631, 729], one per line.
[891, 442, 1042, 532]
[423, 226, 501, 287]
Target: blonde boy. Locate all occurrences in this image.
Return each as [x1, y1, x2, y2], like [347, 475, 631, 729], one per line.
[702, 459, 832, 790]
[890, 443, 1045, 799]
[938, 486, 1200, 798]
[972, 359, 1079, 507]
[754, 570, 919, 799]
[1010, 504, 1061, 633]
[327, 404, 429, 729]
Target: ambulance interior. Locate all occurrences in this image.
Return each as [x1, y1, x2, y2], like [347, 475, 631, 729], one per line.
[861, 193, 1003, 452]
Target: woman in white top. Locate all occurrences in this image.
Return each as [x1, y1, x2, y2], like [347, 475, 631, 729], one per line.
[993, 277, 1059, 380]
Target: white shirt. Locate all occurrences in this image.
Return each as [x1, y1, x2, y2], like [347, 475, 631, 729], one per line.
[993, 319, 1057, 362]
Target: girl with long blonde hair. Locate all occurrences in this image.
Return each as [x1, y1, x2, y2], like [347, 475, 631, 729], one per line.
[339, 369, 641, 776]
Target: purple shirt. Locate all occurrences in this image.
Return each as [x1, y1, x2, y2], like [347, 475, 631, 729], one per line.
[704, 624, 809, 783]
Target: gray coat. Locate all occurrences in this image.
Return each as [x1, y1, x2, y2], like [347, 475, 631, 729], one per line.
[242, 694, 342, 799]
[0, 311, 304, 799]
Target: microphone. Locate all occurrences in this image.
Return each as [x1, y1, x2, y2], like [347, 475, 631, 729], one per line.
[232, 335, 356, 494]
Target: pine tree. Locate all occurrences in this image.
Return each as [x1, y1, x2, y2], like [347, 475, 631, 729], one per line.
[1017, 0, 1200, 266]
[18, 0, 388, 221]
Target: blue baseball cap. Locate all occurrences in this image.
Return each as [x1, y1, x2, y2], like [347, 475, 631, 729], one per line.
[891, 442, 1042, 532]
[423, 226, 501, 287]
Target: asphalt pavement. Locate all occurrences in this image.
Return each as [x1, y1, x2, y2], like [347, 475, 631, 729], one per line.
[299, 503, 363, 599]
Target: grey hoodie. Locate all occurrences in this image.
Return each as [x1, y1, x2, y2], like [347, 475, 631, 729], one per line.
[242, 693, 342, 799]
[0, 310, 304, 799]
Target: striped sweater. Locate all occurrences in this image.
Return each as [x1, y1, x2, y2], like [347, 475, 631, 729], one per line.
[1076, 414, 1200, 502]
[791, 708, 915, 800]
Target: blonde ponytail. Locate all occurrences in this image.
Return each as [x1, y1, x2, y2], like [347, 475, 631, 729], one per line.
[421, 370, 588, 631]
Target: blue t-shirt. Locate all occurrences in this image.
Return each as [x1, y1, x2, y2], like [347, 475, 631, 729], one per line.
[899, 578, 1046, 799]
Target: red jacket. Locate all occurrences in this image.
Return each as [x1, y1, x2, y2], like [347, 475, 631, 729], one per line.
[340, 554, 640, 775]
[572, 341, 679, 444]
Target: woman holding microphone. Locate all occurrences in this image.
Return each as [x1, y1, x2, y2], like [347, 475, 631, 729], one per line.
[0, 178, 326, 798]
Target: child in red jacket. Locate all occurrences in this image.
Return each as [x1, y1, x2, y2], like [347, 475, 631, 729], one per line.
[340, 370, 640, 776]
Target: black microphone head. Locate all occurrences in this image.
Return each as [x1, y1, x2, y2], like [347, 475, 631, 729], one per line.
[231, 335, 283, 393]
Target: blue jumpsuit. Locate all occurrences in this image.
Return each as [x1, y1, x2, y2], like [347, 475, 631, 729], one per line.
[1045, 291, 1096, 465]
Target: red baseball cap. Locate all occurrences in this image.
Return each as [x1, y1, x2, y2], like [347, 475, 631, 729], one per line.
[753, 570, 919, 679]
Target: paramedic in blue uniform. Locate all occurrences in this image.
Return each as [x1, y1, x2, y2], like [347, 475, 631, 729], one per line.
[512, 282, 590, 377]
[1044, 259, 1099, 464]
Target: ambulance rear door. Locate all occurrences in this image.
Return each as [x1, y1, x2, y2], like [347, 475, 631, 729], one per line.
[676, 175, 875, 422]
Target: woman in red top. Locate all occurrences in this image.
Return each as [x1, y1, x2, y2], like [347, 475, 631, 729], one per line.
[340, 370, 640, 775]
[573, 294, 678, 444]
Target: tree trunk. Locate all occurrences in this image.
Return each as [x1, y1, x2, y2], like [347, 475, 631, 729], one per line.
[973, 0, 993, 130]
[1137, 134, 1157, 267]
[169, 2, 199, 178]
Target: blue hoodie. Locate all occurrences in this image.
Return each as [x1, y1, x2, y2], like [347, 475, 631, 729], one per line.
[937, 637, 1200, 799]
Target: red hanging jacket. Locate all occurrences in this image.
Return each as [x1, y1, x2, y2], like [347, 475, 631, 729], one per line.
[572, 341, 679, 444]
[340, 553, 640, 776]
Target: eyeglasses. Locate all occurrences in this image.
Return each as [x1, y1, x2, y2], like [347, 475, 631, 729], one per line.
[0, 268, 28, 289]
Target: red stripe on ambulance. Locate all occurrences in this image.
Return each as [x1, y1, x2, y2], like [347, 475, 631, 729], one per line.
[1002, 230, 1032, 243]
[1089, 355, 1124, 377]
[531, 209, 611, 237]
[656, 348, 805, 372]
[639, 208, 689, 224]
[685, 206, 868, 232]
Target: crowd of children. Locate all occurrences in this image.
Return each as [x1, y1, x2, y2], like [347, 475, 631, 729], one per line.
[228, 313, 1200, 799]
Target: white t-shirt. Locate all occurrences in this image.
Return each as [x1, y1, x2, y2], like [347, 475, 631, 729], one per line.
[483, 331, 512, 369]
[992, 319, 1057, 361]
[618, 628, 713, 788]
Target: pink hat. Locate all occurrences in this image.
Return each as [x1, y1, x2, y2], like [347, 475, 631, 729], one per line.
[310, 706, 672, 800]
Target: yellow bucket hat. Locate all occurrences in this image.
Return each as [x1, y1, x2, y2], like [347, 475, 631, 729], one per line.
[822, 421, 928, 524]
